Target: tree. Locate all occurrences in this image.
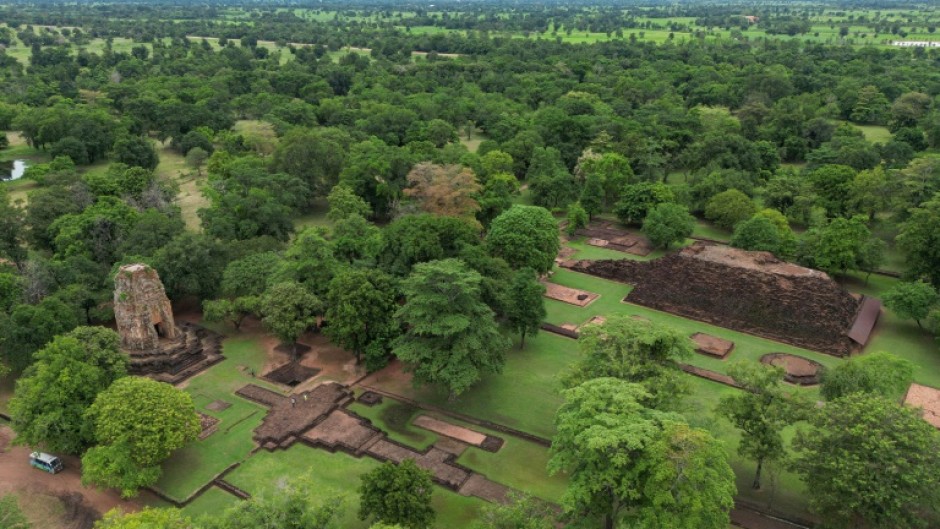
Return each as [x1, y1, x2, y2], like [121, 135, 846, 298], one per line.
[791, 394, 940, 529]
[717, 362, 807, 490]
[185, 147, 208, 176]
[579, 172, 604, 219]
[882, 280, 938, 329]
[393, 259, 509, 400]
[324, 268, 400, 371]
[272, 127, 351, 197]
[472, 493, 555, 529]
[380, 214, 479, 276]
[95, 508, 197, 529]
[505, 268, 545, 348]
[0, 296, 81, 372]
[220, 252, 282, 298]
[327, 183, 372, 221]
[807, 164, 856, 216]
[614, 182, 676, 226]
[562, 315, 693, 410]
[207, 477, 346, 529]
[798, 216, 874, 276]
[566, 202, 588, 236]
[848, 166, 889, 220]
[332, 214, 381, 264]
[476, 172, 518, 228]
[200, 186, 296, 242]
[358, 460, 435, 529]
[821, 351, 915, 401]
[897, 193, 940, 288]
[704, 189, 756, 230]
[50, 136, 89, 165]
[9, 327, 127, 455]
[579, 153, 634, 209]
[642, 203, 694, 249]
[82, 377, 200, 498]
[730, 214, 796, 259]
[260, 282, 322, 359]
[112, 136, 159, 170]
[486, 205, 560, 275]
[404, 163, 481, 219]
[549, 378, 734, 529]
[202, 296, 260, 331]
[526, 147, 578, 209]
[151, 233, 227, 301]
[274, 228, 338, 298]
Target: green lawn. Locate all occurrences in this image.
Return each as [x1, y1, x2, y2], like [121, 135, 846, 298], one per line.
[223, 445, 487, 529]
[154, 335, 285, 502]
[349, 395, 567, 503]
[181, 486, 239, 517]
[364, 330, 573, 440]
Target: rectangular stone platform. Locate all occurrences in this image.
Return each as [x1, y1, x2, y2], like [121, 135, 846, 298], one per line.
[413, 415, 487, 446]
[690, 332, 735, 358]
[542, 282, 599, 307]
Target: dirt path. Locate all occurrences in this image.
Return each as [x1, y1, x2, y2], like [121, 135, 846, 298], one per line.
[0, 426, 150, 520]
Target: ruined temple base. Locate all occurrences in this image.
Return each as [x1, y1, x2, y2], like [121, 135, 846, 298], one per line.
[542, 282, 599, 307]
[760, 353, 823, 386]
[126, 322, 224, 385]
[691, 332, 735, 359]
[905, 383, 940, 428]
[576, 221, 653, 256]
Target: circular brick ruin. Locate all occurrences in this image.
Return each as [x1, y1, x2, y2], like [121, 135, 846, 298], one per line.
[760, 353, 824, 386]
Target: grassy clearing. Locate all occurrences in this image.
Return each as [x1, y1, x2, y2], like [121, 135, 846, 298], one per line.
[364, 330, 573, 439]
[224, 445, 488, 529]
[181, 486, 239, 517]
[347, 397, 440, 450]
[459, 129, 488, 153]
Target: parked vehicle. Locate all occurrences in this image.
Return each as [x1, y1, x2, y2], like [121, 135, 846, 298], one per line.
[29, 452, 63, 474]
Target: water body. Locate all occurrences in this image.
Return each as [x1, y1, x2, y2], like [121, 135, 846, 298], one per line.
[0, 160, 27, 181]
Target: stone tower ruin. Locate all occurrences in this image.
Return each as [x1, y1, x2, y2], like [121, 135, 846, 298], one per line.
[113, 263, 224, 384]
[114, 263, 178, 350]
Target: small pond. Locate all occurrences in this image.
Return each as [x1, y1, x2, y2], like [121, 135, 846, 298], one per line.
[0, 160, 27, 181]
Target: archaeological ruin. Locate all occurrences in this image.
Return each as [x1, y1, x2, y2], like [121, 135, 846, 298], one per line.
[564, 242, 881, 356]
[113, 263, 224, 384]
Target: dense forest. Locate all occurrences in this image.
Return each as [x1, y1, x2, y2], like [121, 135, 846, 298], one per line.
[1, 1, 940, 529]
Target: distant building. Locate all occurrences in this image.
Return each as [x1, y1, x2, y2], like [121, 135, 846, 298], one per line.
[744, 15, 759, 24]
[892, 41, 940, 48]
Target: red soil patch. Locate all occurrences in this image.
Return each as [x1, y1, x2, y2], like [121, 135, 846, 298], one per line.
[579, 315, 606, 329]
[0, 426, 149, 522]
[566, 242, 863, 356]
[690, 332, 735, 359]
[542, 282, 599, 307]
[904, 383, 940, 428]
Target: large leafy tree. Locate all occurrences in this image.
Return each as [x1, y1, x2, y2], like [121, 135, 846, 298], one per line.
[549, 378, 734, 529]
[882, 280, 938, 329]
[82, 377, 200, 498]
[703, 189, 756, 230]
[614, 182, 675, 226]
[393, 259, 509, 400]
[472, 493, 556, 529]
[358, 460, 435, 529]
[562, 315, 692, 410]
[272, 127, 351, 198]
[260, 282, 322, 359]
[0, 296, 81, 372]
[504, 268, 545, 348]
[717, 362, 808, 490]
[404, 162, 481, 219]
[380, 214, 479, 276]
[151, 233, 228, 301]
[207, 477, 346, 529]
[897, 192, 940, 288]
[642, 202, 694, 249]
[273, 228, 338, 298]
[821, 351, 915, 402]
[324, 268, 400, 371]
[486, 205, 559, 275]
[327, 183, 372, 222]
[798, 215, 875, 276]
[791, 394, 940, 529]
[9, 327, 127, 455]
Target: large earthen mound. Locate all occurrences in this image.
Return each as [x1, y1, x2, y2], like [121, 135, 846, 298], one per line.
[566, 242, 868, 356]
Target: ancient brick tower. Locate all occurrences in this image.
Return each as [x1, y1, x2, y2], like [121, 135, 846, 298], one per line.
[113, 263, 224, 384]
[114, 263, 179, 350]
